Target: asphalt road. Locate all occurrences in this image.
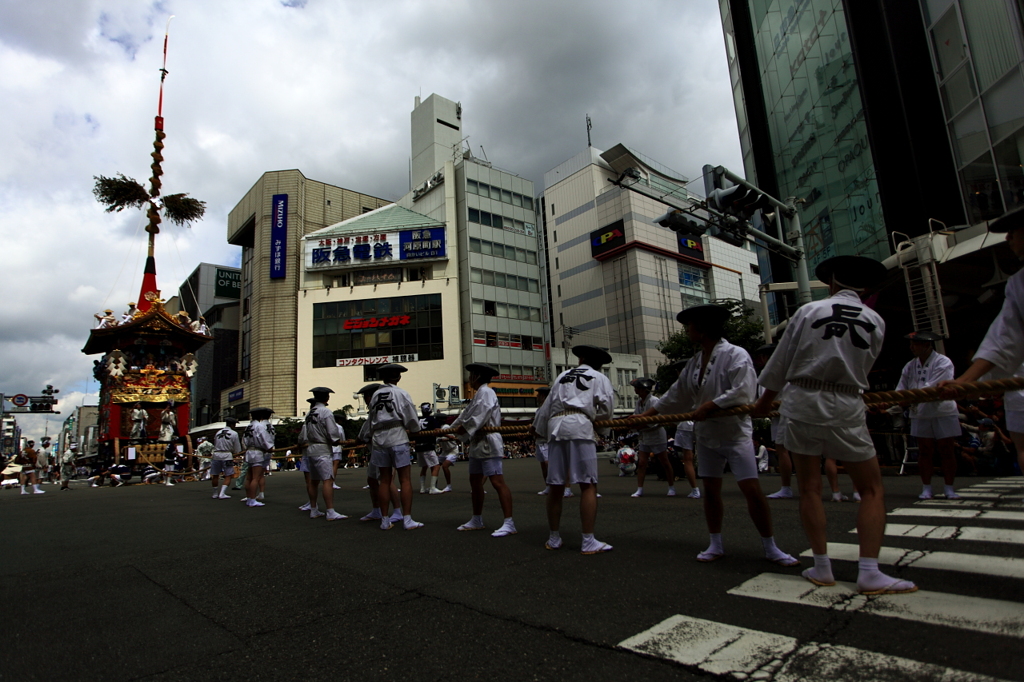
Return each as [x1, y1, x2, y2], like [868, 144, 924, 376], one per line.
[2, 459, 1021, 681]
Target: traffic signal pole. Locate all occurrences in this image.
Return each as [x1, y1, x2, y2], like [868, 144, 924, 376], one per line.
[713, 166, 812, 306]
[610, 164, 813, 308]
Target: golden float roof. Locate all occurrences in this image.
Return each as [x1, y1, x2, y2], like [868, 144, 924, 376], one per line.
[81, 301, 210, 355]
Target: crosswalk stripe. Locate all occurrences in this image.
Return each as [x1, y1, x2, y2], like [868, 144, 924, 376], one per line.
[917, 499, 1024, 509]
[953, 491, 1023, 498]
[727, 574, 1024, 638]
[869, 523, 1024, 544]
[890, 508, 1024, 521]
[618, 614, 1010, 681]
[801, 542, 1024, 579]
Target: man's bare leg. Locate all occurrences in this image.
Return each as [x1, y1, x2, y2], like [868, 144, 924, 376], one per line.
[918, 437, 936, 497]
[738, 476, 795, 565]
[825, 458, 847, 501]
[654, 449, 676, 494]
[395, 465, 420, 528]
[768, 446, 794, 498]
[697, 476, 726, 561]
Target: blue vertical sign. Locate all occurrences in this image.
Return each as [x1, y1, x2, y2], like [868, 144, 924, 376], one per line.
[270, 194, 288, 279]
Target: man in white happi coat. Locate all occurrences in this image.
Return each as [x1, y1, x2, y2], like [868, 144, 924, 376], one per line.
[416, 403, 446, 495]
[299, 387, 345, 520]
[122, 302, 138, 324]
[210, 417, 242, 499]
[130, 403, 148, 441]
[753, 256, 917, 595]
[159, 403, 177, 442]
[897, 331, 961, 500]
[626, 377, 676, 498]
[59, 443, 78, 490]
[943, 206, 1024, 476]
[644, 304, 798, 567]
[532, 386, 555, 495]
[452, 363, 516, 537]
[533, 345, 615, 554]
[242, 407, 277, 509]
[361, 365, 423, 530]
[356, 385, 405, 524]
[436, 434, 459, 493]
[752, 344, 795, 499]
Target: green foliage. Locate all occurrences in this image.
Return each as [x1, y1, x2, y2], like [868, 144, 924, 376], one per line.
[332, 408, 364, 441]
[162, 193, 207, 226]
[654, 299, 765, 391]
[93, 174, 149, 212]
[273, 418, 304, 449]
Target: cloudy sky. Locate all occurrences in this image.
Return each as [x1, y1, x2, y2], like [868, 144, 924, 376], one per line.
[0, 0, 742, 442]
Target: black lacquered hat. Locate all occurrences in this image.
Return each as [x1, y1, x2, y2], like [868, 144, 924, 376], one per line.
[677, 304, 730, 326]
[466, 362, 500, 379]
[988, 205, 1024, 233]
[572, 344, 612, 366]
[814, 256, 887, 290]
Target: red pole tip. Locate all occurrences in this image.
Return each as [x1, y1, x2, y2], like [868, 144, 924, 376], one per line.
[155, 116, 164, 131]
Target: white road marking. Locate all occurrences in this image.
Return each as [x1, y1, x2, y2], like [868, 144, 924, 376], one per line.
[727, 574, 1024, 638]
[890, 508, 1024, 521]
[618, 614, 1011, 681]
[801, 542, 1024, 579]
[872, 524, 1024, 544]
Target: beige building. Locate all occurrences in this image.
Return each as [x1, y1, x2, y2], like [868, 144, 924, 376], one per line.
[295, 184, 463, 414]
[221, 170, 390, 419]
[540, 146, 760, 376]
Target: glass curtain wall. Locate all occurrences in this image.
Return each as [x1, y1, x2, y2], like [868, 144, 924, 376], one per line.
[749, 0, 888, 270]
[921, 0, 1024, 223]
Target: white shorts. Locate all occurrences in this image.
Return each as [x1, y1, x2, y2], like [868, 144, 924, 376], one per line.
[1007, 410, 1024, 434]
[210, 460, 235, 476]
[910, 415, 962, 440]
[546, 440, 598, 486]
[696, 440, 759, 481]
[297, 457, 308, 473]
[770, 417, 782, 445]
[445, 453, 458, 464]
[468, 457, 503, 477]
[305, 455, 333, 481]
[418, 450, 439, 467]
[535, 441, 549, 463]
[638, 442, 667, 455]
[331, 450, 343, 462]
[674, 431, 694, 451]
[370, 443, 412, 469]
[245, 452, 270, 468]
[781, 418, 876, 463]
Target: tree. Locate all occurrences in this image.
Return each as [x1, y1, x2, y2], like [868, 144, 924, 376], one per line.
[653, 299, 765, 391]
[273, 418, 304, 451]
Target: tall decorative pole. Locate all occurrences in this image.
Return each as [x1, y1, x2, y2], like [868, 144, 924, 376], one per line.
[137, 16, 175, 312]
[92, 14, 205, 314]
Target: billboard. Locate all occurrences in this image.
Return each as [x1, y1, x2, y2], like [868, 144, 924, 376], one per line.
[270, 194, 288, 279]
[590, 220, 625, 258]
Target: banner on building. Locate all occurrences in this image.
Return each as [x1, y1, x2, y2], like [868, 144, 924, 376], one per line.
[305, 228, 447, 271]
[270, 194, 288, 279]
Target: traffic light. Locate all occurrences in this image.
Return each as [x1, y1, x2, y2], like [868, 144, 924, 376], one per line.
[708, 225, 747, 248]
[652, 210, 707, 238]
[707, 185, 772, 221]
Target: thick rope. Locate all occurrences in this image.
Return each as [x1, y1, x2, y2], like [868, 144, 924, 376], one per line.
[266, 377, 1024, 451]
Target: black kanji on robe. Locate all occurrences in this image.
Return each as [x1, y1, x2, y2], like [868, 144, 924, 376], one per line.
[810, 303, 876, 349]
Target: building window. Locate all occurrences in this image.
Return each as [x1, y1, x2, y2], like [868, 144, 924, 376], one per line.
[679, 263, 711, 310]
[749, 263, 760, 275]
[311, 293, 443, 368]
[555, 257, 559, 269]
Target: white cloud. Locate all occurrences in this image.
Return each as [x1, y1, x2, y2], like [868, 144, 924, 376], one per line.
[0, 0, 742, 440]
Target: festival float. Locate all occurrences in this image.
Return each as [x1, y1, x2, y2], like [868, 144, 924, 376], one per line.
[81, 19, 209, 463]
